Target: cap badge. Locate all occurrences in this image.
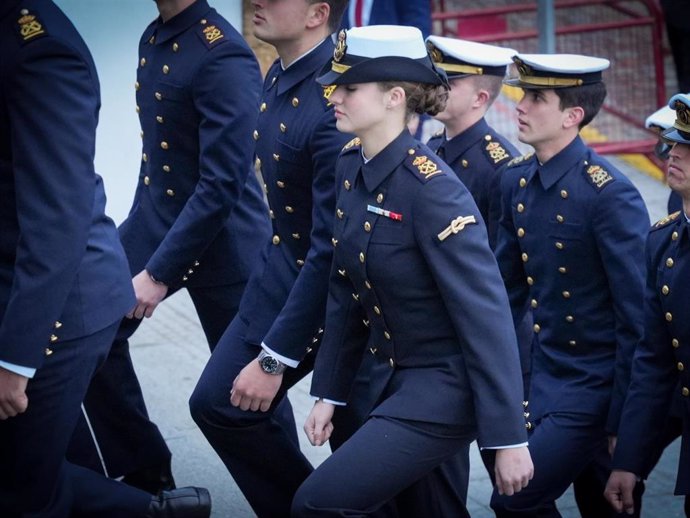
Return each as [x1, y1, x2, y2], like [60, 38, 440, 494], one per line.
[675, 100, 690, 126]
[334, 30, 347, 63]
[426, 43, 443, 64]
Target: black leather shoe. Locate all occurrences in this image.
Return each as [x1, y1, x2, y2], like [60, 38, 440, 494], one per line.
[123, 460, 177, 494]
[146, 487, 211, 518]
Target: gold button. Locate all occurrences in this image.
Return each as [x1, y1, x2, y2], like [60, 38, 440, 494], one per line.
[194, 260, 200, 266]
[166, 189, 175, 197]
[136, 105, 140, 113]
[173, 42, 179, 52]
[359, 252, 365, 263]
[526, 422, 533, 430]
[45, 348, 53, 356]
[672, 231, 679, 241]
[517, 228, 525, 237]
[523, 400, 529, 408]
[673, 338, 680, 348]
[50, 334, 58, 343]
[558, 267, 567, 274]
[555, 242, 564, 250]
[285, 206, 294, 213]
[142, 153, 148, 162]
[560, 190, 568, 199]
[135, 81, 140, 90]
[163, 165, 171, 172]
[683, 387, 689, 397]
[389, 358, 395, 368]
[565, 315, 574, 323]
[519, 178, 527, 187]
[524, 412, 530, 418]
[140, 57, 146, 66]
[54, 321, 62, 329]
[666, 258, 674, 268]
[277, 180, 285, 188]
[352, 293, 359, 301]
[556, 214, 564, 223]
[271, 76, 277, 84]
[273, 153, 280, 161]
[144, 176, 150, 186]
[182, 275, 188, 281]
[678, 362, 685, 371]
[156, 115, 164, 123]
[364, 221, 371, 232]
[269, 210, 275, 219]
[376, 193, 384, 204]
[569, 340, 577, 346]
[292, 97, 299, 107]
[533, 324, 540, 333]
[161, 141, 168, 150]
[188, 268, 194, 274]
[527, 276, 534, 285]
[666, 312, 673, 322]
[408, 149, 415, 155]
[462, 159, 468, 168]
[344, 180, 351, 190]
[365, 280, 372, 289]
[384, 331, 391, 340]
[369, 347, 377, 355]
[162, 65, 170, 74]
[332, 237, 338, 246]
[336, 208, 344, 219]
[292, 233, 300, 239]
[140, 131, 144, 139]
[272, 235, 280, 245]
[562, 291, 571, 298]
[521, 253, 529, 263]
[200, 18, 207, 24]
[149, 36, 155, 44]
[517, 203, 525, 213]
[280, 123, 286, 133]
[296, 259, 305, 267]
[260, 102, 267, 112]
[363, 319, 370, 327]
[531, 299, 538, 309]
[374, 305, 381, 315]
[155, 92, 162, 101]
[662, 285, 670, 295]
[253, 130, 259, 140]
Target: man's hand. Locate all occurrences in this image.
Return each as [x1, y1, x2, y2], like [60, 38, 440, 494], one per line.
[126, 269, 168, 319]
[230, 360, 282, 412]
[604, 470, 637, 515]
[0, 367, 29, 420]
[495, 446, 534, 496]
[303, 399, 334, 446]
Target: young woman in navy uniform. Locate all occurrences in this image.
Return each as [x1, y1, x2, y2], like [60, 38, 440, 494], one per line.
[291, 25, 533, 517]
[606, 93, 690, 517]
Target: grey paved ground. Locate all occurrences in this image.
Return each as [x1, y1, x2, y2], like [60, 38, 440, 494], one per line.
[129, 154, 684, 517]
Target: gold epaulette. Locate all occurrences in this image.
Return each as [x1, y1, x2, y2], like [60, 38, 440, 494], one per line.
[342, 137, 361, 151]
[506, 152, 534, 167]
[653, 210, 682, 229]
[585, 164, 614, 191]
[484, 139, 511, 164]
[408, 154, 443, 181]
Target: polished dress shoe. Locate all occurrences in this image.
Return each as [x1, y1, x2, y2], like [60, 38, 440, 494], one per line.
[146, 487, 211, 518]
[123, 460, 177, 494]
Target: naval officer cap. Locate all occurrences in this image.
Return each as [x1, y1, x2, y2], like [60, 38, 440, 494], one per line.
[504, 53, 610, 88]
[317, 25, 446, 86]
[645, 105, 676, 131]
[425, 35, 515, 79]
[662, 93, 690, 145]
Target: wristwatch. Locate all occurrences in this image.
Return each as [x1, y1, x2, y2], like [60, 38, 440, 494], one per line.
[257, 350, 287, 375]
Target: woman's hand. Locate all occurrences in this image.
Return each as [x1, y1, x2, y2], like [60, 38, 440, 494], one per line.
[303, 399, 335, 446]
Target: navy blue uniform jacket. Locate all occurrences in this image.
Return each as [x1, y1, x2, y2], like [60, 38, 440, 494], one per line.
[614, 211, 690, 494]
[119, 0, 269, 289]
[311, 131, 527, 447]
[496, 136, 648, 433]
[237, 39, 351, 361]
[343, 0, 432, 38]
[0, 0, 134, 369]
[427, 118, 518, 248]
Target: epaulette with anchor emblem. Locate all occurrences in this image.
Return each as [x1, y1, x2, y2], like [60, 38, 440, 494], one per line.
[506, 152, 534, 167]
[653, 210, 682, 229]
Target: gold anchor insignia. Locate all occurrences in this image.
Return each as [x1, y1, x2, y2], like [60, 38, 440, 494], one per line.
[203, 25, 224, 44]
[586, 164, 613, 189]
[342, 137, 361, 151]
[418, 161, 438, 176]
[412, 156, 428, 166]
[323, 84, 337, 101]
[438, 215, 477, 242]
[427, 43, 443, 64]
[486, 142, 508, 163]
[334, 30, 347, 62]
[676, 100, 690, 125]
[514, 58, 531, 77]
[18, 14, 44, 41]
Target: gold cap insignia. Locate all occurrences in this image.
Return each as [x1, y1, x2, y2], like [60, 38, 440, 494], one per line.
[18, 13, 44, 41]
[426, 43, 443, 64]
[675, 100, 690, 126]
[334, 30, 347, 63]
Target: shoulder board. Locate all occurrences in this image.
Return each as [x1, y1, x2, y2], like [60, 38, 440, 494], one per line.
[653, 210, 682, 230]
[341, 137, 361, 152]
[584, 163, 615, 191]
[405, 152, 445, 182]
[506, 152, 534, 167]
[14, 9, 48, 46]
[482, 137, 512, 165]
[196, 21, 226, 49]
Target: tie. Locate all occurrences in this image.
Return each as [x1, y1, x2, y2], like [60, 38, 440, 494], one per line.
[354, 0, 364, 27]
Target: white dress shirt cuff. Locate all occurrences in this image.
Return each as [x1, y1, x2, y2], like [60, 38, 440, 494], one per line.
[261, 342, 299, 369]
[311, 395, 346, 406]
[0, 360, 36, 378]
[480, 442, 529, 450]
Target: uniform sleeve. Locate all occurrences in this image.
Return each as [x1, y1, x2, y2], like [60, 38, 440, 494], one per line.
[495, 169, 530, 326]
[593, 181, 649, 433]
[145, 43, 261, 284]
[612, 234, 676, 475]
[413, 175, 527, 447]
[262, 110, 351, 361]
[0, 39, 96, 369]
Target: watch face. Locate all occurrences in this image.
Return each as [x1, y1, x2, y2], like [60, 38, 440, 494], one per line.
[260, 355, 279, 374]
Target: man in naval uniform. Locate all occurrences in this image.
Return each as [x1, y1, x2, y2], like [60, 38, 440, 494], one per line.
[491, 53, 649, 517]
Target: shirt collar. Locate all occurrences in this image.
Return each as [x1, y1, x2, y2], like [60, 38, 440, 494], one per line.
[360, 130, 417, 192]
[441, 118, 490, 165]
[536, 135, 588, 191]
[151, 0, 211, 45]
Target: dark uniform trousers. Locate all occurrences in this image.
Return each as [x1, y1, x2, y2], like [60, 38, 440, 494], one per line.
[189, 37, 350, 518]
[67, 0, 280, 480]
